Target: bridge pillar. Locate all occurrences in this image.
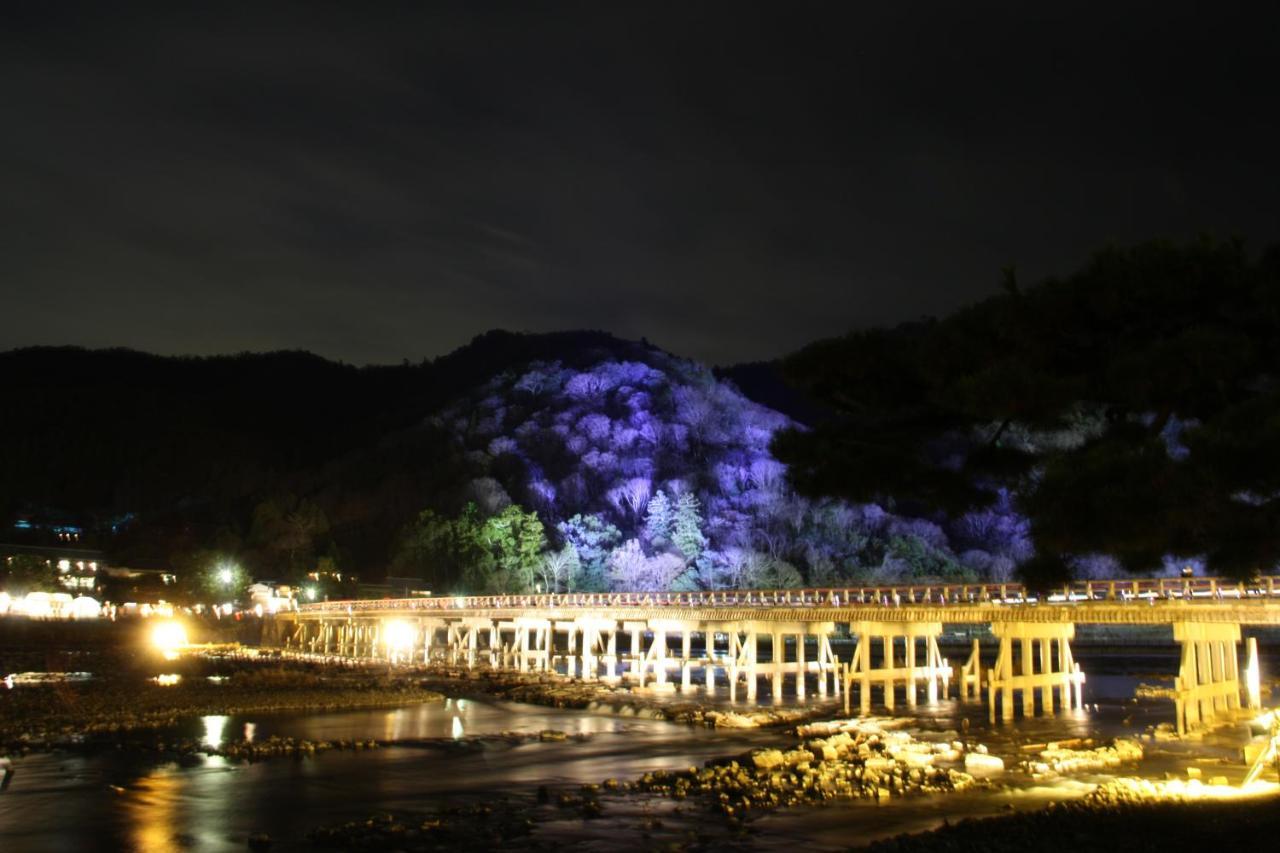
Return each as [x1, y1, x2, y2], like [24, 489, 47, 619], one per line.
[681, 630, 693, 690]
[644, 619, 689, 692]
[1173, 621, 1243, 735]
[958, 638, 983, 700]
[772, 630, 786, 701]
[843, 621, 951, 716]
[987, 622, 1083, 722]
[514, 617, 552, 672]
[624, 621, 646, 684]
[704, 628, 717, 694]
[572, 617, 616, 681]
[728, 626, 759, 701]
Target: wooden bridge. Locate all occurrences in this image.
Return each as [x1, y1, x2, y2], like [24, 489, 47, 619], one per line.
[274, 575, 1280, 734]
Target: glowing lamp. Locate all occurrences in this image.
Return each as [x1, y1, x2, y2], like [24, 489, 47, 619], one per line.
[151, 621, 188, 656]
[385, 620, 415, 652]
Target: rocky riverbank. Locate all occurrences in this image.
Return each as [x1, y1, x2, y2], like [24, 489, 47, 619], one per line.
[0, 663, 444, 752]
[865, 784, 1280, 853]
[626, 718, 980, 816]
[302, 717, 995, 850]
[413, 663, 835, 729]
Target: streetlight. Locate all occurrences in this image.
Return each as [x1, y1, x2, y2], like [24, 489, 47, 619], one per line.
[218, 567, 234, 586]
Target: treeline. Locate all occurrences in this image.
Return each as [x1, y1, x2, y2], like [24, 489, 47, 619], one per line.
[775, 238, 1280, 586]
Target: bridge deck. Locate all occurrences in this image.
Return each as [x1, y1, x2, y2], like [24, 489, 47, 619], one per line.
[289, 576, 1280, 626]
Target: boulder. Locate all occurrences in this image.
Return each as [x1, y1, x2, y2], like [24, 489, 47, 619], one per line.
[964, 752, 1005, 775]
[751, 749, 786, 771]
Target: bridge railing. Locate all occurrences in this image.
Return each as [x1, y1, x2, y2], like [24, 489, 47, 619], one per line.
[295, 575, 1280, 615]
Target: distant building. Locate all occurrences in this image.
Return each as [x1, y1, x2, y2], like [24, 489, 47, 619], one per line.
[385, 576, 432, 597]
[0, 543, 104, 592]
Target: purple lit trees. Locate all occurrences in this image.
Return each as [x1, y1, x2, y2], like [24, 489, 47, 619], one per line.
[429, 350, 1036, 592]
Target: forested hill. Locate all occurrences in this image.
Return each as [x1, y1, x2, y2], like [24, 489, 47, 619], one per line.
[6, 239, 1273, 592]
[0, 332, 645, 514]
[0, 330, 1020, 593]
[773, 239, 1280, 584]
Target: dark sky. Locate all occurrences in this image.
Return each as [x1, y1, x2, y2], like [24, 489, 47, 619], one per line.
[3, 2, 1277, 366]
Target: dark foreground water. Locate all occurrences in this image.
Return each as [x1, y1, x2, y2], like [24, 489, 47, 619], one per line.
[0, 649, 1271, 852]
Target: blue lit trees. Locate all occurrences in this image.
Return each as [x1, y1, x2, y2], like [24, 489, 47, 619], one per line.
[428, 343, 1027, 591]
[556, 513, 621, 592]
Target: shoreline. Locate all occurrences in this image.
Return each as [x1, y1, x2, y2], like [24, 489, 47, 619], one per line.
[0, 659, 445, 753]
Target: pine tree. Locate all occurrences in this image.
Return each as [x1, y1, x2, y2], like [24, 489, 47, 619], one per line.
[643, 490, 673, 545]
[672, 492, 707, 561]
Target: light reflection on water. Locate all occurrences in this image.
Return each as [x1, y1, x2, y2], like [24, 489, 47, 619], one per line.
[201, 716, 228, 749]
[0, 652, 1269, 852]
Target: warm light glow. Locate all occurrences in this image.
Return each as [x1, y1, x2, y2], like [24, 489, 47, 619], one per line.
[150, 621, 188, 656]
[1246, 658, 1263, 711]
[0, 592, 9, 615]
[385, 620, 415, 652]
[201, 715, 228, 749]
[69, 596, 101, 619]
[305, 586, 317, 600]
[21, 592, 53, 618]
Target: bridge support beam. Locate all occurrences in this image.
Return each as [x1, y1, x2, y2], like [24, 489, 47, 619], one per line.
[843, 621, 951, 716]
[987, 622, 1082, 722]
[1173, 621, 1243, 735]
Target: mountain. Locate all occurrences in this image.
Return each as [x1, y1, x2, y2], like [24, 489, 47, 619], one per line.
[0, 332, 1021, 590]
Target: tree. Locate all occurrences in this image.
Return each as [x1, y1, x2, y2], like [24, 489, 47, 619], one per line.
[557, 513, 621, 592]
[390, 504, 488, 591]
[249, 495, 331, 579]
[475, 504, 546, 593]
[173, 551, 247, 604]
[774, 239, 1280, 586]
[643, 490, 673, 546]
[607, 539, 689, 591]
[672, 492, 707, 562]
[2, 554, 57, 594]
[541, 542, 581, 592]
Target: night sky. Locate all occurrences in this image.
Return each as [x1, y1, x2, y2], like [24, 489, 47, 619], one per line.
[3, 2, 1277, 366]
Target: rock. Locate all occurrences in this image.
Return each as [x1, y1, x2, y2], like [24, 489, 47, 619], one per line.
[751, 749, 786, 770]
[783, 749, 812, 768]
[964, 753, 1005, 775]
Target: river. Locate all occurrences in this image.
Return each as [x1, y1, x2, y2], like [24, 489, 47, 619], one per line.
[0, 648, 1271, 851]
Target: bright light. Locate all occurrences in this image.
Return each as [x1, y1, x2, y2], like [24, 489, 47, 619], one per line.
[69, 597, 101, 620]
[0, 592, 9, 615]
[202, 715, 229, 749]
[21, 592, 52, 619]
[57, 560, 71, 573]
[385, 620, 415, 652]
[218, 568, 234, 585]
[151, 621, 188, 657]
[305, 586, 317, 601]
